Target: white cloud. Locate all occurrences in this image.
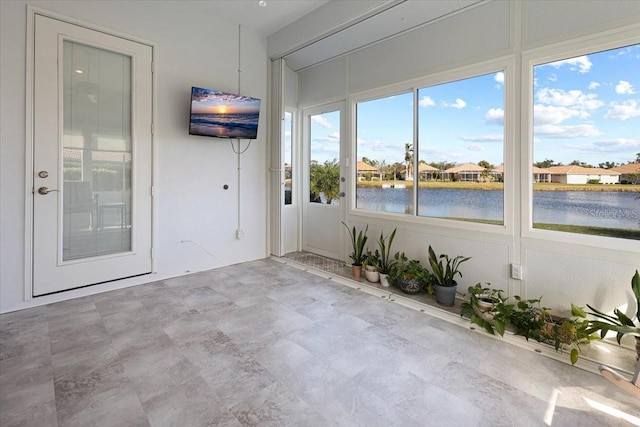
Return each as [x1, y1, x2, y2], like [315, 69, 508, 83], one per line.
[548, 74, 558, 82]
[418, 96, 435, 107]
[460, 134, 503, 142]
[604, 99, 640, 120]
[484, 108, 504, 125]
[615, 80, 635, 95]
[494, 72, 504, 85]
[536, 88, 603, 110]
[533, 104, 584, 125]
[566, 138, 640, 153]
[534, 123, 602, 138]
[546, 55, 592, 73]
[465, 144, 485, 152]
[311, 115, 332, 129]
[588, 81, 600, 90]
[444, 98, 466, 109]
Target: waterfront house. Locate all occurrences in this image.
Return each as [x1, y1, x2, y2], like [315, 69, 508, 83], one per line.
[418, 162, 439, 181]
[494, 165, 551, 182]
[444, 162, 486, 182]
[611, 163, 640, 184]
[546, 165, 620, 184]
[356, 161, 382, 181]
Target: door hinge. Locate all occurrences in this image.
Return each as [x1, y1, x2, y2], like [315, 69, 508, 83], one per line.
[151, 122, 155, 135]
[151, 61, 155, 73]
[151, 247, 155, 258]
[151, 186, 156, 197]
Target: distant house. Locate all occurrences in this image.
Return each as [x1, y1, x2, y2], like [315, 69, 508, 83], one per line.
[444, 162, 486, 181]
[492, 165, 551, 182]
[546, 165, 620, 184]
[418, 163, 439, 181]
[610, 163, 640, 184]
[356, 161, 381, 180]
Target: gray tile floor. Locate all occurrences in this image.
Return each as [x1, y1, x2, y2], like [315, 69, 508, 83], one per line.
[1, 259, 639, 426]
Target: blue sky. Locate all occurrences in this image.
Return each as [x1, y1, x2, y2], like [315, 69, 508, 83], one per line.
[309, 43, 639, 168]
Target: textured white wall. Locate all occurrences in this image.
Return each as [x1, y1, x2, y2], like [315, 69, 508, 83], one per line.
[0, 1, 268, 312]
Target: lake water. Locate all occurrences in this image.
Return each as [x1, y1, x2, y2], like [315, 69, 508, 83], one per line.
[355, 188, 640, 230]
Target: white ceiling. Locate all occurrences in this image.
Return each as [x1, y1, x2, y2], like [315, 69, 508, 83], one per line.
[196, 0, 485, 71]
[191, 0, 330, 36]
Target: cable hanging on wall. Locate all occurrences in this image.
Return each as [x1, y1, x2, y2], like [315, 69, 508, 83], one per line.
[231, 24, 252, 239]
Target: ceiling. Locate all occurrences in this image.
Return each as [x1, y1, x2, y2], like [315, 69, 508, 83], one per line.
[191, 0, 330, 36]
[196, 0, 484, 71]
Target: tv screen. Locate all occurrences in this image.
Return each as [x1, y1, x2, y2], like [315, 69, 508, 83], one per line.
[189, 86, 261, 139]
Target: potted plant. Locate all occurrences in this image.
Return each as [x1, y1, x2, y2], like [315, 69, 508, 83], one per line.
[363, 251, 380, 283]
[427, 245, 470, 306]
[390, 258, 429, 295]
[342, 222, 368, 279]
[374, 228, 399, 287]
[460, 285, 594, 365]
[582, 270, 640, 360]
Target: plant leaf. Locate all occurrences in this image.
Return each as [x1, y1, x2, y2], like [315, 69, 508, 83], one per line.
[570, 348, 579, 365]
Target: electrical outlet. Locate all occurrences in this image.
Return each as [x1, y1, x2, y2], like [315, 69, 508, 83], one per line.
[511, 263, 523, 280]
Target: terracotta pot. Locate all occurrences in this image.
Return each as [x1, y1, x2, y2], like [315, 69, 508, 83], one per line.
[352, 264, 362, 279]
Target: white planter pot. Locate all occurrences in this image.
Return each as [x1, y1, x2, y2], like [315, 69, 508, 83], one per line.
[364, 266, 379, 283]
[379, 273, 390, 287]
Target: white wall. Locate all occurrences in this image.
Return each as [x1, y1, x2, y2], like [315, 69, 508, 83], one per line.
[295, 0, 640, 327]
[0, 1, 268, 313]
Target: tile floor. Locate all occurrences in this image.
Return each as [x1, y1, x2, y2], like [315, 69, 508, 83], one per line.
[1, 258, 639, 426]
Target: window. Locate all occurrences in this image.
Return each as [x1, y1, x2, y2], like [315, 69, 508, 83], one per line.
[284, 111, 293, 205]
[355, 92, 414, 214]
[532, 44, 640, 240]
[354, 71, 505, 225]
[417, 72, 505, 225]
[309, 110, 340, 205]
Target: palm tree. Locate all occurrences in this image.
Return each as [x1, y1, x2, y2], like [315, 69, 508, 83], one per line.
[404, 143, 414, 181]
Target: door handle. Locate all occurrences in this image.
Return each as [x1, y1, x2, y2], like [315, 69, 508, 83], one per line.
[339, 192, 345, 197]
[37, 186, 59, 195]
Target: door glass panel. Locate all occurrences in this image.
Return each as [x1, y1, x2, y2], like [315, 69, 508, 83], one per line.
[284, 111, 293, 205]
[62, 41, 132, 260]
[309, 110, 340, 205]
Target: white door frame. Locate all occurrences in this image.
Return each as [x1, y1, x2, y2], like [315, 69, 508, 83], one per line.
[23, 6, 157, 300]
[301, 100, 347, 261]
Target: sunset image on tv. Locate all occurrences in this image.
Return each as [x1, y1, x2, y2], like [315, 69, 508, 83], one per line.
[189, 87, 261, 139]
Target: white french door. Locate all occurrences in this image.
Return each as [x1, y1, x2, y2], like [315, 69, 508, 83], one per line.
[302, 102, 346, 261]
[31, 14, 153, 296]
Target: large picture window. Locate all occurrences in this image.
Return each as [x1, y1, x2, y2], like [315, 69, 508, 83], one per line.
[532, 44, 640, 240]
[355, 92, 414, 214]
[417, 71, 505, 224]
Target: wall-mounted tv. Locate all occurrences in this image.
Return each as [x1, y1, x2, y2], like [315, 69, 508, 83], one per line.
[189, 86, 261, 139]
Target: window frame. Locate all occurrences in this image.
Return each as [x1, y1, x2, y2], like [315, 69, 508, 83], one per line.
[349, 58, 514, 236]
[521, 28, 640, 251]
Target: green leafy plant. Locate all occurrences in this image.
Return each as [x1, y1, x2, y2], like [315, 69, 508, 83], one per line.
[427, 245, 470, 287]
[342, 222, 368, 266]
[460, 284, 594, 365]
[584, 270, 640, 345]
[374, 228, 398, 274]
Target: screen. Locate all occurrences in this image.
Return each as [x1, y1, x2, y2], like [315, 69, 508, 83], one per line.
[189, 86, 261, 139]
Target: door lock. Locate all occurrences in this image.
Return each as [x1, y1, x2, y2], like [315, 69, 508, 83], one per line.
[38, 171, 49, 178]
[339, 192, 345, 197]
[37, 186, 59, 195]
